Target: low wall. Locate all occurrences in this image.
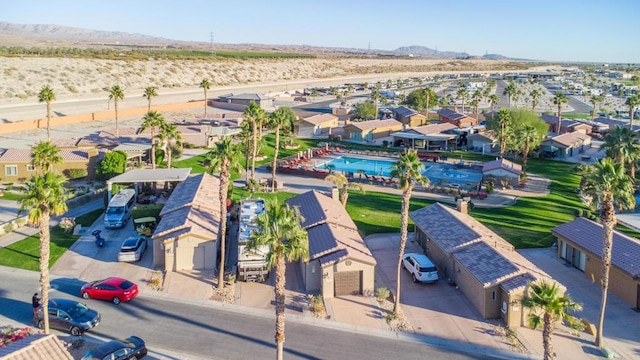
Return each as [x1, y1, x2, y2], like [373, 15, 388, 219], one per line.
[0, 101, 206, 135]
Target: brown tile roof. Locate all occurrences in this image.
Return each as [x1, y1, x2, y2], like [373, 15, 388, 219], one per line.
[50, 138, 82, 148]
[410, 123, 457, 135]
[0, 149, 90, 163]
[409, 203, 484, 252]
[301, 114, 339, 126]
[160, 173, 221, 216]
[345, 119, 403, 132]
[453, 242, 521, 287]
[500, 272, 537, 293]
[286, 191, 356, 230]
[482, 158, 522, 176]
[98, 127, 141, 137]
[552, 217, 640, 278]
[467, 130, 497, 142]
[153, 205, 220, 240]
[545, 132, 591, 147]
[0, 334, 73, 360]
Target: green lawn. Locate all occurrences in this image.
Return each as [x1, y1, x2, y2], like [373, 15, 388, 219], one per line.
[0, 208, 105, 271]
[132, 204, 163, 220]
[1, 191, 27, 201]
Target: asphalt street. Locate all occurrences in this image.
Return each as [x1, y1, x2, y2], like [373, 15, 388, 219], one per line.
[0, 267, 514, 360]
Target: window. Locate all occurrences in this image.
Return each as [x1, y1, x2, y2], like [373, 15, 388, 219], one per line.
[560, 241, 567, 260]
[26, 164, 36, 171]
[5, 165, 17, 176]
[492, 291, 497, 301]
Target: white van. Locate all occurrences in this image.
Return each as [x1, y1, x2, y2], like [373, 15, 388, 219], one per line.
[104, 189, 136, 229]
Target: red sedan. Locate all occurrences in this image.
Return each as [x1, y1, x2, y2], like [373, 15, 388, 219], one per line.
[81, 277, 139, 305]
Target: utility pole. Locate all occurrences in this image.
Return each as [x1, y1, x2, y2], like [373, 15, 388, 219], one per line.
[210, 32, 215, 56]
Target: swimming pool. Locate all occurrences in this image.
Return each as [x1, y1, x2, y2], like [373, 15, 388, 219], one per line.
[316, 156, 483, 189]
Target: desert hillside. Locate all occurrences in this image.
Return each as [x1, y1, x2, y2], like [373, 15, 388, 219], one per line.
[0, 57, 533, 101]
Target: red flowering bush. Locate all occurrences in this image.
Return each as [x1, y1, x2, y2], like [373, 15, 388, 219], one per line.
[0, 326, 36, 348]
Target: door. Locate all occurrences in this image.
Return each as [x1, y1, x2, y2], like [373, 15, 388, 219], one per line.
[193, 245, 205, 270]
[334, 271, 362, 296]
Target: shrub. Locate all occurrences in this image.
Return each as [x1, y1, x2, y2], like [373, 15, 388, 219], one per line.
[308, 294, 325, 316]
[59, 217, 76, 233]
[375, 287, 390, 302]
[575, 208, 584, 217]
[0, 326, 36, 348]
[3, 223, 13, 234]
[65, 168, 88, 180]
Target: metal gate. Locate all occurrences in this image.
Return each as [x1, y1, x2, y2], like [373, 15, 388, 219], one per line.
[334, 271, 362, 296]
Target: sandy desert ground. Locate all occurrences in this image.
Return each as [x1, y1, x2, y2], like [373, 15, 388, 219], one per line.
[0, 57, 537, 102]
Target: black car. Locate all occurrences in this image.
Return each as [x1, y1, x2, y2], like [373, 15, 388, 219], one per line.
[35, 298, 100, 336]
[81, 336, 148, 360]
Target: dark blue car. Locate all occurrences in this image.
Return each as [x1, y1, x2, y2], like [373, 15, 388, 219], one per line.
[81, 336, 148, 360]
[35, 298, 100, 336]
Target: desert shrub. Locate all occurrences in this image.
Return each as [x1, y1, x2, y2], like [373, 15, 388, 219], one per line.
[375, 287, 390, 302]
[65, 168, 88, 180]
[59, 217, 76, 233]
[3, 223, 13, 234]
[308, 294, 325, 316]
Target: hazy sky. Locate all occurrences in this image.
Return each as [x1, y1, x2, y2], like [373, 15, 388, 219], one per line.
[2, 0, 638, 63]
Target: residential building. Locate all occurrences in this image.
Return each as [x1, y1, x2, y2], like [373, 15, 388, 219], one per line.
[295, 113, 339, 137]
[438, 109, 478, 128]
[410, 202, 554, 327]
[0, 148, 101, 182]
[390, 123, 457, 150]
[467, 130, 498, 154]
[152, 173, 221, 272]
[552, 217, 640, 310]
[539, 132, 592, 159]
[342, 119, 403, 143]
[286, 190, 376, 299]
[0, 334, 73, 360]
[539, 115, 592, 134]
[393, 106, 428, 128]
[482, 158, 522, 187]
[218, 93, 273, 108]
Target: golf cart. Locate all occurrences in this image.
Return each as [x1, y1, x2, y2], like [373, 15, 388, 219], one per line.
[134, 217, 157, 236]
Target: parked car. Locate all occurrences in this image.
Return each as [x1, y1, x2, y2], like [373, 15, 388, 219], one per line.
[35, 298, 100, 336]
[402, 253, 439, 283]
[118, 236, 147, 262]
[81, 277, 139, 305]
[81, 335, 148, 360]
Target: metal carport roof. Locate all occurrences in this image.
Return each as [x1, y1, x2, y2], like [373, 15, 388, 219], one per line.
[107, 168, 192, 185]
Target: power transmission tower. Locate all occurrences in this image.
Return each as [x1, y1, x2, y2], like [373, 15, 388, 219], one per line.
[210, 32, 216, 56]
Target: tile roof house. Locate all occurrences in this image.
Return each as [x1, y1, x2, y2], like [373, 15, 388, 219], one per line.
[0, 334, 73, 360]
[437, 109, 478, 127]
[343, 119, 403, 143]
[552, 217, 640, 309]
[295, 113, 339, 137]
[218, 93, 272, 108]
[592, 117, 640, 133]
[286, 190, 376, 298]
[0, 148, 101, 182]
[152, 173, 222, 272]
[539, 114, 592, 134]
[393, 106, 428, 128]
[390, 123, 457, 150]
[467, 130, 498, 154]
[540, 132, 592, 158]
[410, 202, 554, 327]
[482, 158, 522, 187]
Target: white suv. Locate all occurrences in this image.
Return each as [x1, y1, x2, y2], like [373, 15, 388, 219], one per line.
[402, 253, 439, 283]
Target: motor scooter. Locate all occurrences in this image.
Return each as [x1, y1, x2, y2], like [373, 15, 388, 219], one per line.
[92, 230, 105, 247]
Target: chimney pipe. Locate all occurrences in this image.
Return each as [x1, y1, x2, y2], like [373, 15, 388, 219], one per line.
[456, 199, 468, 214]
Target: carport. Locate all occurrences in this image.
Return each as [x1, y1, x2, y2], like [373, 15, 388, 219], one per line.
[390, 131, 455, 150]
[106, 168, 192, 200]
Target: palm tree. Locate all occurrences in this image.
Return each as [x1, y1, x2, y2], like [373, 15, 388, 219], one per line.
[602, 126, 640, 180]
[238, 120, 253, 183]
[530, 89, 541, 112]
[496, 108, 512, 158]
[156, 122, 183, 168]
[503, 82, 517, 108]
[423, 85, 432, 119]
[247, 199, 308, 360]
[371, 88, 380, 120]
[206, 136, 243, 290]
[389, 150, 428, 313]
[31, 141, 62, 174]
[590, 95, 604, 121]
[199, 79, 211, 118]
[38, 85, 56, 141]
[108, 85, 125, 137]
[140, 111, 167, 169]
[143, 86, 158, 112]
[516, 124, 539, 173]
[19, 172, 68, 334]
[625, 94, 639, 129]
[488, 94, 500, 114]
[324, 172, 364, 207]
[522, 281, 582, 360]
[268, 107, 295, 192]
[552, 92, 569, 134]
[582, 158, 635, 348]
[243, 101, 268, 182]
[456, 87, 468, 113]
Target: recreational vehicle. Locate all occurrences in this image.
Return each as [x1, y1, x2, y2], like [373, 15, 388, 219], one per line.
[104, 189, 136, 229]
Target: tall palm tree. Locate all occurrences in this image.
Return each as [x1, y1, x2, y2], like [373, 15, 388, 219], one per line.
[522, 281, 582, 360]
[19, 172, 68, 334]
[371, 88, 380, 120]
[143, 86, 158, 112]
[38, 85, 56, 141]
[424, 85, 432, 119]
[530, 89, 541, 112]
[156, 122, 183, 168]
[625, 94, 639, 129]
[199, 79, 211, 118]
[238, 120, 253, 183]
[108, 85, 125, 137]
[206, 136, 243, 290]
[247, 199, 308, 360]
[389, 150, 428, 313]
[243, 101, 268, 182]
[268, 107, 295, 192]
[496, 108, 512, 158]
[582, 158, 635, 348]
[488, 94, 500, 114]
[589, 95, 604, 121]
[503, 82, 517, 108]
[324, 172, 364, 207]
[140, 111, 166, 169]
[516, 124, 539, 173]
[31, 141, 62, 174]
[602, 126, 640, 180]
[456, 87, 468, 113]
[552, 92, 569, 134]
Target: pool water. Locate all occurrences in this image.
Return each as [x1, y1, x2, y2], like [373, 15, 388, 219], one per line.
[316, 156, 483, 189]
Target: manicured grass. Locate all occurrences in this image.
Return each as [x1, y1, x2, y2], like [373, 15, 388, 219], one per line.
[1, 191, 27, 201]
[132, 204, 163, 220]
[172, 154, 209, 173]
[562, 113, 590, 120]
[0, 208, 105, 271]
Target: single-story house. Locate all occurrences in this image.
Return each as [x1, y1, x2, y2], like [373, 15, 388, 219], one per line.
[482, 158, 522, 187]
[152, 173, 221, 272]
[342, 119, 403, 143]
[0, 333, 73, 360]
[218, 93, 273, 108]
[592, 117, 640, 133]
[286, 190, 376, 299]
[295, 113, 339, 137]
[552, 217, 640, 309]
[539, 132, 592, 159]
[438, 109, 478, 128]
[390, 123, 457, 150]
[206, 126, 242, 146]
[468, 130, 499, 154]
[393, 106, 428, 128]
[539, 114, 592, 134]
[410, 201, 554, 327]
[0, 148, 102, 182]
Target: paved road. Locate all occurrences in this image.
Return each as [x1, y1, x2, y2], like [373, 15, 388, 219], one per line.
[0, 267, 518, 360]
[540, 82, 592, 114]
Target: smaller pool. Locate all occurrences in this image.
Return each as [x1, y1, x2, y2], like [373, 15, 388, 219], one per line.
[316, 156, 395, 176]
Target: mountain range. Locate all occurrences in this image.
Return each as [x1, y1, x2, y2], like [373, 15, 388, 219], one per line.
[0, 22, 511, 59]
